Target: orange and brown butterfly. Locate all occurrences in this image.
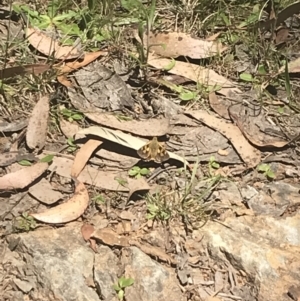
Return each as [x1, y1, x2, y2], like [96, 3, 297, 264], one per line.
[137, 137, 170, 163]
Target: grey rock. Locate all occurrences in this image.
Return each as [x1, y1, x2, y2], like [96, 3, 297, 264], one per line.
[8, 223, 99, 301]
[122, 247, 186, 301]
[199, 215, 300, 301]
[94, 246, 119, 301]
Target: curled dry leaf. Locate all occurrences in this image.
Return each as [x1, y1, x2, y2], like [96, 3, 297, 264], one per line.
[0, 162, 48, 190]
[185, 110, 261, 168]
[148, 53, 241, 97]
[143, 31, 225, 59]
[56, 50, 107, 87]
[30, 181, 89, 224]
[26, 95, 50, 151]
[76, 126, 188, 165]
[71, 139, 103, 178]
[26, 27, 82, 60]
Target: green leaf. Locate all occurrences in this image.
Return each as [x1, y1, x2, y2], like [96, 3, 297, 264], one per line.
[162, 58, 175, 71]
[122, 278, 134, 287]
[258, 65, 267, 75]
[179, 90, 196, 101]
[18, 160, 32, 166]
[71, 113, 83, 120]
[140, 168, 150, 175]
[278, 106, 284, 114]
[239, 73, 254, 82]
[128, 169, 138, 176]
[119, 277, 134, 288]
[257, 164, 269, 172]
[121, 0, 142, 11]
[112, 284, 120, 291]
[267, 170, 275, 179]
[211, 162, 220, 169]
[40, 154, 54, 163]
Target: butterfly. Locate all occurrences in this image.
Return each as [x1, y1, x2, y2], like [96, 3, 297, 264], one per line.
[137, 137, 170, 163]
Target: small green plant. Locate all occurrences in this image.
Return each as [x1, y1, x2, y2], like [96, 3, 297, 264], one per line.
[14, 213, 36, 232]
[113, 276, 134, 300]
[146, 191, 171, 221]
[66, 137, 78, 153]
[61, 108, 84, 122]
[257, 163, 275, 179]
[208, 156, 220, 176]
[128, 166, 150, 178]
[92, 194, 106, 205]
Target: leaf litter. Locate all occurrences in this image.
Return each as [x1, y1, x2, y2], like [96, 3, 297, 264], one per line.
[3, 3, 300, 301]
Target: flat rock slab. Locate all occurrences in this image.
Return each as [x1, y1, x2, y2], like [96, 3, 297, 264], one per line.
[5, 223, 185, 301]
[199, 215, 300, 301]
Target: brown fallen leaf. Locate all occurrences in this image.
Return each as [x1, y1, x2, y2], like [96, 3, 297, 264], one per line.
[26, 27, 82, 60]
[0, 120, 27, 132]
[229, 112, 290, 148]
[30, 181, 89, 224]
[49, 156, 151, 192]
[28, 178, 63, 205]
[59, 118, 81, 138]
[142, 31, 225, 59]
[26, 95, 50, 151]
[81, 224, 95, 241]
[0, 64, 50, 79]
[129, 240, 177, 265]
[148, 53, 241, 97]
[0, 162, 48, 190]
[83, 113, 170, 137]
[185, 110, 261, 168]
[92, 227, 129, 247]
[71, 139, 103, 178]
[208, 92, 230, 119]
[56, 51, 107, 87]
[77, 126, 188, 165]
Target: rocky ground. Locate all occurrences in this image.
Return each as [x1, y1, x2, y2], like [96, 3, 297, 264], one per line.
[1, 1, 300, 301]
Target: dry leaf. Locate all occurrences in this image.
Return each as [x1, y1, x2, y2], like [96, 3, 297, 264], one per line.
[148, 53, 241, 96]
[0, 120, 27, 132]
[0, 64, 50, 79]
[0, 162, 48, 190]
[81, 224, 95, 241]
[49, 157, 150, 192]
[143, 32, 225, 59]
[129, 240, 177, 265]
[208, 92, 230, 119]
[83, 113, 170, 137]
[185, 110, 261, 168]
[30, 181, 89, 224]
[91, 227, 129, 247]
[29, 178, 63, 205]
[26, 27, 81, 60]
[229, 112, 290, 148]
[59, 119, 81, 138]
[56, 51, 107, 87]
[26, 95, 50, 151]
[76, 126, 188, 165]
[71, 139, 102, 178]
